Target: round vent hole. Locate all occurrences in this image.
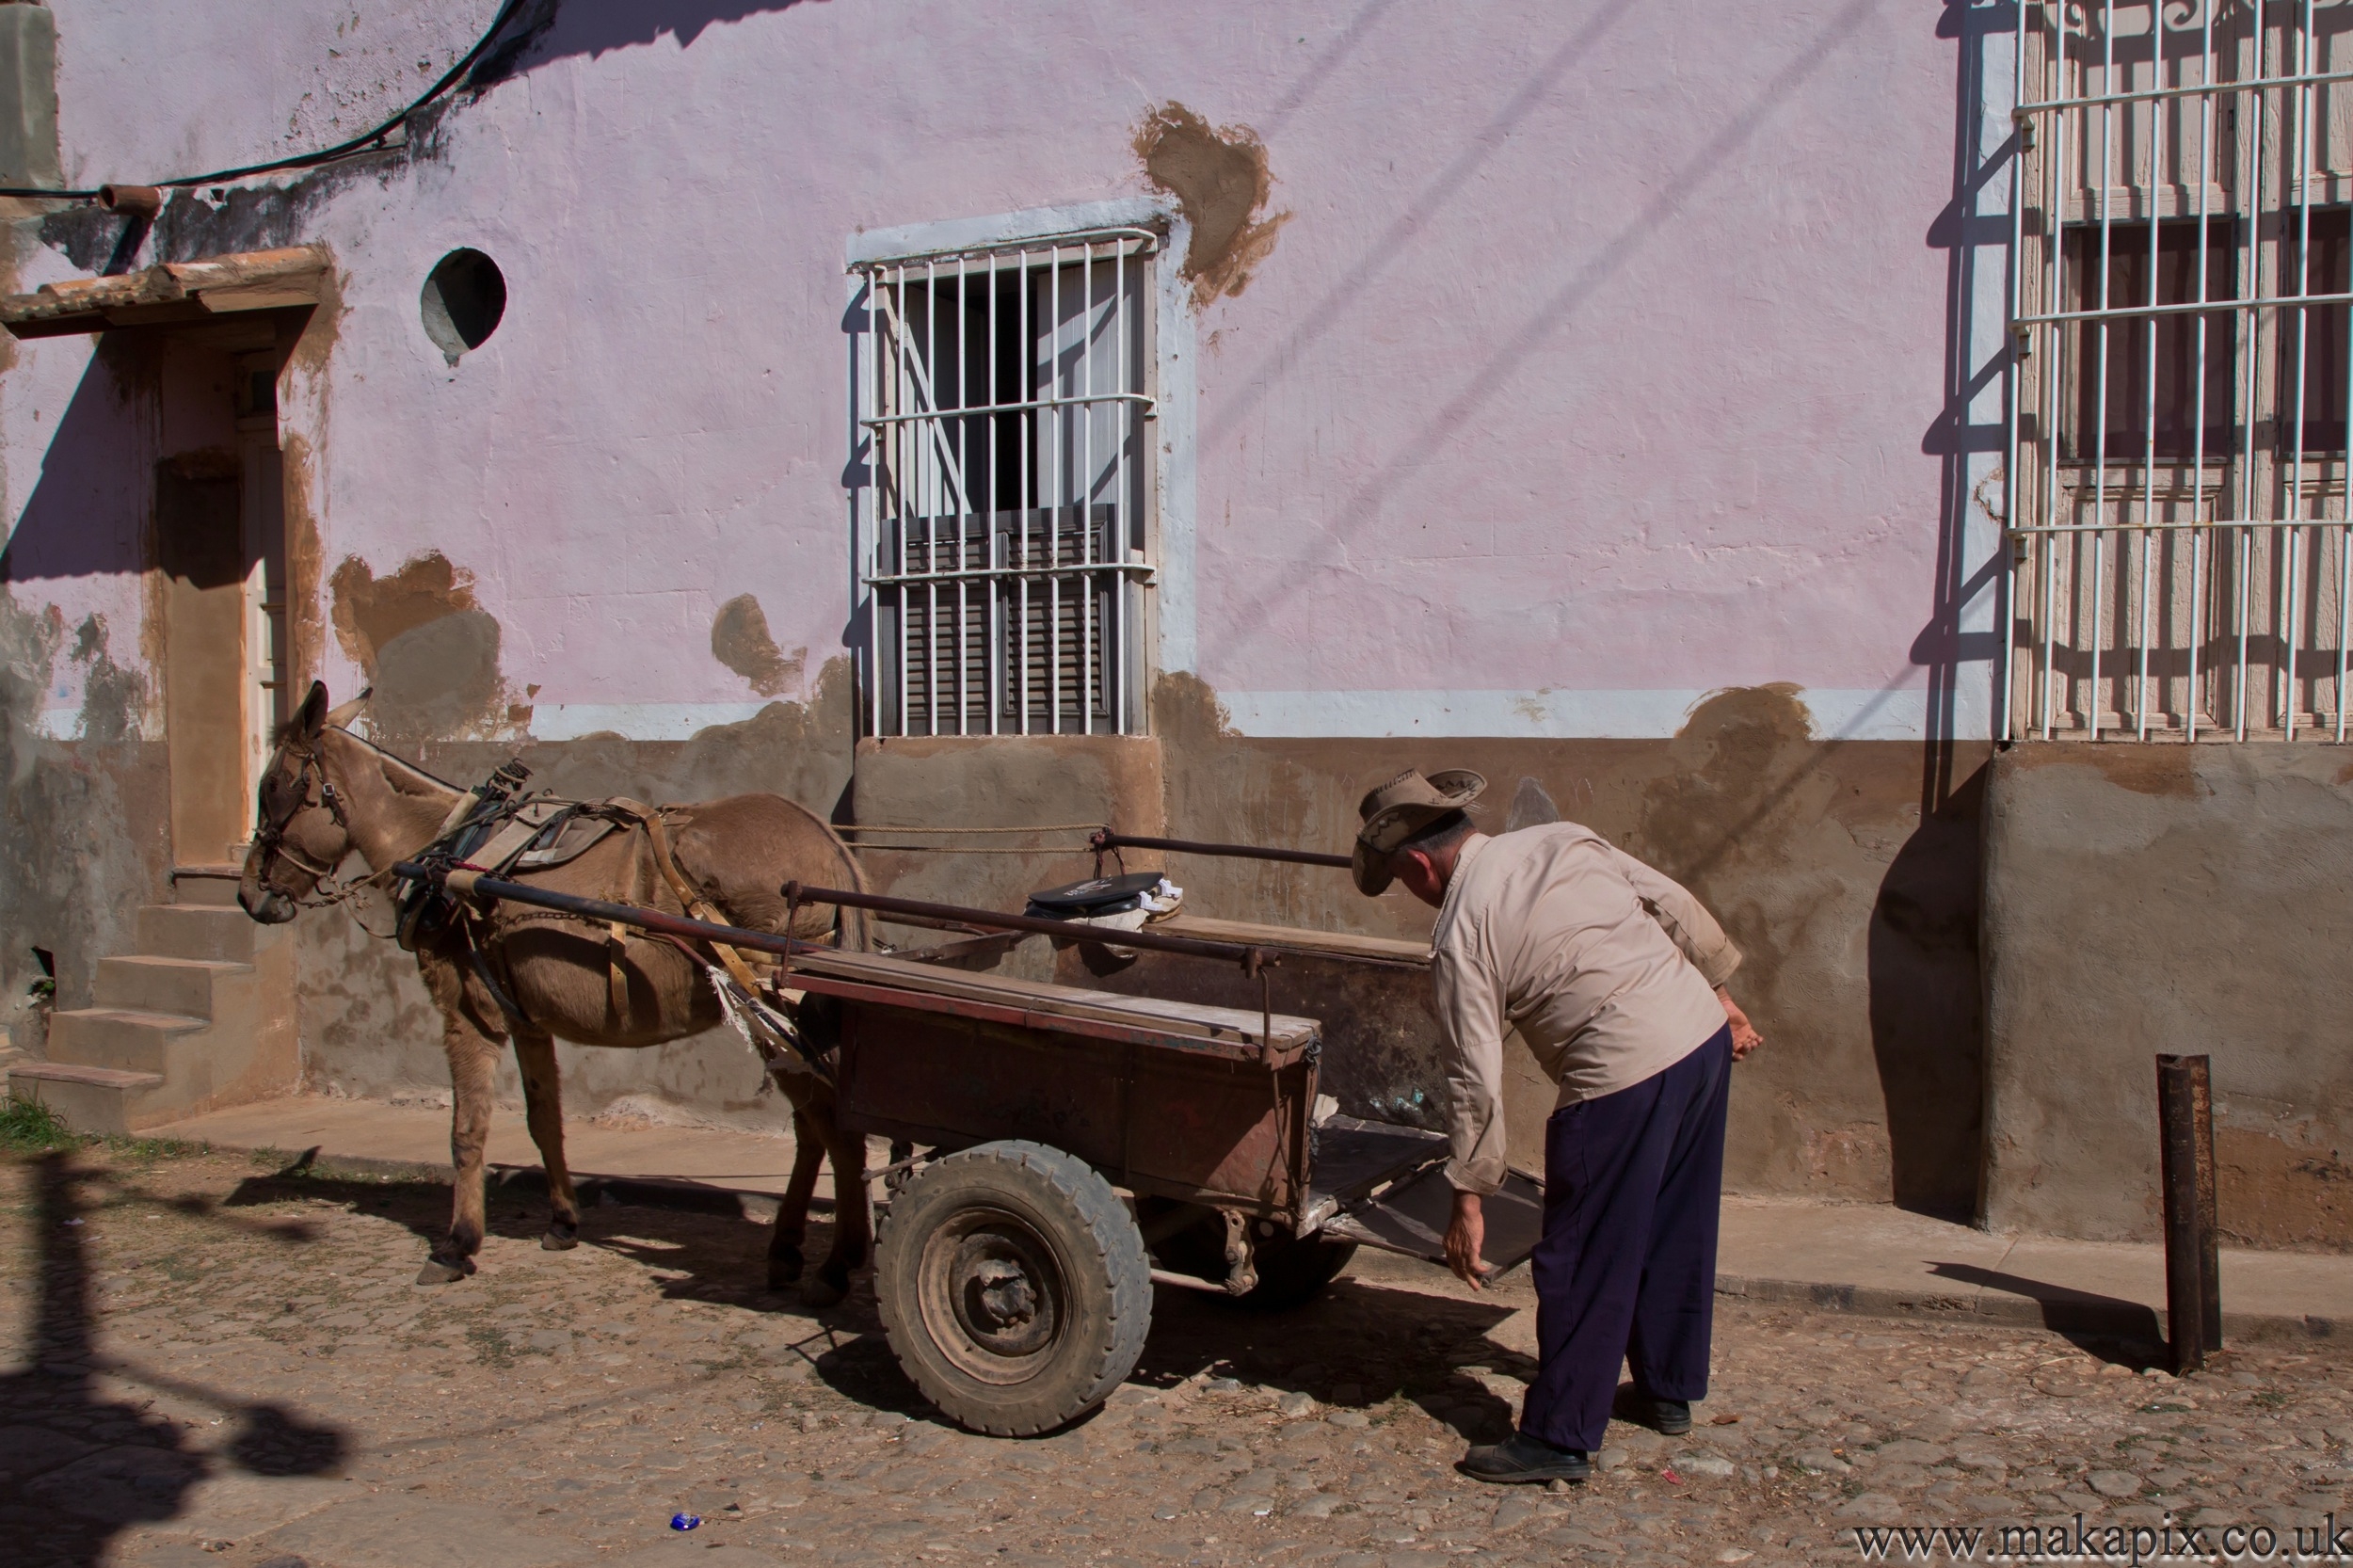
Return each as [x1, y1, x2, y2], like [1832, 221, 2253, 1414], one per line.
[420, 248, 506, 364]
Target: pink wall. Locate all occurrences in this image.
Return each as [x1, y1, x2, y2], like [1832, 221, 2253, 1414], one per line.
[21, 0, 1981, 742]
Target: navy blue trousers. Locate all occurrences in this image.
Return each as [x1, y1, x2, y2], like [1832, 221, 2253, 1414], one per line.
[1518, 1024, 1732, 1452]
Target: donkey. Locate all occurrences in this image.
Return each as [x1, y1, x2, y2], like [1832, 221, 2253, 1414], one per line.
[239, 680, 874, 1303]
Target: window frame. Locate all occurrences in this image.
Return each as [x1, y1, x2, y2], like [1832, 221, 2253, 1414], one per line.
[845, 204, 1179, 740]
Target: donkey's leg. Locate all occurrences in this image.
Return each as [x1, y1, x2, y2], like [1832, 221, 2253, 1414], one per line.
[802, 1084, 870, 1310]
[766, 1100, 826, 1289]
[424, 1011, 504, 1284]
[514, 1024, 582, 1251]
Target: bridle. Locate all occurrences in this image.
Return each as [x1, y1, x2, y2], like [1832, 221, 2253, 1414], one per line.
[250, 737, 383, 908]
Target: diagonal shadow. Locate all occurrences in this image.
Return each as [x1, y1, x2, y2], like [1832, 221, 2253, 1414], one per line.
[0, 1152, 348, 1568]
[1926, 1261, 2164, 1357]
[1205, 0, 1644, 445]
[1258, 0, 1414, 140]
[1206, 0, 1885, 660]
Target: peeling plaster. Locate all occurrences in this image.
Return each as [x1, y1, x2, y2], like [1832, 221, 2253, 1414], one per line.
[328, 550, 523, 745]
[1135, 102, 1289, 306]
[710, 592, 805, 697]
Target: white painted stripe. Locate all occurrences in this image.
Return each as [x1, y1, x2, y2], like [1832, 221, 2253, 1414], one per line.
[530, 702, 778, 743]
[847, 199, 1172, 266]
[1217, 685, 1989, 743]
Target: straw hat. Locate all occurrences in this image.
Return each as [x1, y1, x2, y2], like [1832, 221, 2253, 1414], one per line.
[1352, 767, 1486, 896]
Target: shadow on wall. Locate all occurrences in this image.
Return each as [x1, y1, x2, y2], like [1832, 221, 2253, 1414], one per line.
[2, 339, 153, 587]
[1868, 767, 1984, 1219]
[471, 0, 818, 82]
[1915, 0, 2014, 819]
[1632, 684, 1986, 1218]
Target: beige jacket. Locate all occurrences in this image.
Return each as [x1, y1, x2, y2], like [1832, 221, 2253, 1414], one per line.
[1431, 825, 1741, 1194]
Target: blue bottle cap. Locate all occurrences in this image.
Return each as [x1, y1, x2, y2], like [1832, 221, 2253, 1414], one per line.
[670, 1513, 701, 1531]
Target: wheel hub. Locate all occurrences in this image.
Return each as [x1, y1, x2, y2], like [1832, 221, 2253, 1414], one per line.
[920, 1214, 1065, 1379]
[970, 1257, 1038, 1329]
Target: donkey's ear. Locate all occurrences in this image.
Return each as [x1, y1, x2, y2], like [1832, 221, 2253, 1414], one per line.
[295, 680, 329, 739]
[323, 686, 373, 729]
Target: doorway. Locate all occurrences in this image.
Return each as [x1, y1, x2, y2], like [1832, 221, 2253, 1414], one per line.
[156, 341, 291, 870]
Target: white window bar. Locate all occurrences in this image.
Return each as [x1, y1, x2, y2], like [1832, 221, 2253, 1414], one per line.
[852, 228, 1157, 737]
[2008, 0, 2353, 743]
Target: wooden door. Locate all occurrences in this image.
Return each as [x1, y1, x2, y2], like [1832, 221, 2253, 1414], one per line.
[156, 456, 250, 867]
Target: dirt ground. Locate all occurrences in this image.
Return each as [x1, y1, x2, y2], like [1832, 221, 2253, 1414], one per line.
[3, 1142, 2349, 1568]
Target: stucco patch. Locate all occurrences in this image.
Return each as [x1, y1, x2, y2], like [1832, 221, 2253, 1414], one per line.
[1507, 776, 1561, 831]
[328, 551, 518, 745]
[280, 434, 327, 697]
[1641, 682, 1821, 881]
[710, 593, 805, 697]
[1134, 103, 1290, 306]
[328, 550, 478, 667]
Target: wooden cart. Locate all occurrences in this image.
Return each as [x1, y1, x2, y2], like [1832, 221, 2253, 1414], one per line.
[414, 869, 1545, 1436]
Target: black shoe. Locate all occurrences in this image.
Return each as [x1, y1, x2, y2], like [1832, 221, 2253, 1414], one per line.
[1625, 1391, 1692, 1435]
[1459, 1432, 1592, 1485]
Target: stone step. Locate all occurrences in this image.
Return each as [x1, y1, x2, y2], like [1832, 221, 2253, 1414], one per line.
[94, 954, 250, 1018]
[45, 1007, 206, 1076]
[8, 1061, 167, 1137]
[136, 904, 276, 964]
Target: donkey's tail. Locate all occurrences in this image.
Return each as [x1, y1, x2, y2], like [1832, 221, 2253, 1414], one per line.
[830, 819, 873, 952]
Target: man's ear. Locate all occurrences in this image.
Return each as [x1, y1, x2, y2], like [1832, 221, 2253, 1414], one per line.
[295, 680, 329, 739]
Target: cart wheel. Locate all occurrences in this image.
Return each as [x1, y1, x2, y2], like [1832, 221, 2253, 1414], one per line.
[875, 1140, 1150, 1436]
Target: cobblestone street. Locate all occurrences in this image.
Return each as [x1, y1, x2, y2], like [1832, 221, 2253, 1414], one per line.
[5, 1144, 2349, 1567]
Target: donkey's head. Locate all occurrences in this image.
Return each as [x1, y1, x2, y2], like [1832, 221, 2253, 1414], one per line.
[239, 680, 366, 924]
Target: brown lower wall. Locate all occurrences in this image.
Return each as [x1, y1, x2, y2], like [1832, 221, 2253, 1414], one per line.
[840, 678, 1988, 1211]
[1982, 743, 2353, 1249]
[279, 672, 1987, 1214]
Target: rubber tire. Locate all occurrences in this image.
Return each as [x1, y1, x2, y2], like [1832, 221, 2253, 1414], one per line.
[875, 1140, 1151, 1436]
[1142, 1201, 1358, 1311]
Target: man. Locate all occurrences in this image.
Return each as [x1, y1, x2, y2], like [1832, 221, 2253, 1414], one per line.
[1352, 768, 1762, 1484]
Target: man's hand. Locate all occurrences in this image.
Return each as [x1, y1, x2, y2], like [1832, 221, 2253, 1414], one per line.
[1717, 985, 1763, 1060]
[1445, 1189, 1493, 1289]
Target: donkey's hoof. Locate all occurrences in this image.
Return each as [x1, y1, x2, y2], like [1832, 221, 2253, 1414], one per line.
[542, 1223, 579, 1252]
[767, 1245, 805, 1288]
[416, 1254, 476, 1286]
[802, 1268, 851, 1310]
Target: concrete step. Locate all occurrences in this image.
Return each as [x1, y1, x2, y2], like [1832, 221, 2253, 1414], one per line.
[46, 1006, 206, 1076]
[136, 904, 276, 964]
[169, 867, 245, 908]
[8, 1061, 167, 1137]
[94, 954, 249, 1018]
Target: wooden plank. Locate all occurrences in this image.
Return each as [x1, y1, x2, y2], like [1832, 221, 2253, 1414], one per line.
[1156, 915, 1432, 966]
[777, 943, 1321, 1050]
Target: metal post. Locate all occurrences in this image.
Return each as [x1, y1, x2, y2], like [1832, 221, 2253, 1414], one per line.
[2156, 1053, 2222, 1371]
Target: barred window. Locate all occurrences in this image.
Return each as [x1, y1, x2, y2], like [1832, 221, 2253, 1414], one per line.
[2059, 217, 2236, 462]
[2009, 0, 2353, 743]
[851, 229, 1155, 737]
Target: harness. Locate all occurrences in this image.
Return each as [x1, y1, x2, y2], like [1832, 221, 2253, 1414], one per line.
[252, 733, 840, 1080]
[392, 769, 838, 1080]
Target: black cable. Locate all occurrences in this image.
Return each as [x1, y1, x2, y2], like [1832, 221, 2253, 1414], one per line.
[0, 0, 529, 203]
